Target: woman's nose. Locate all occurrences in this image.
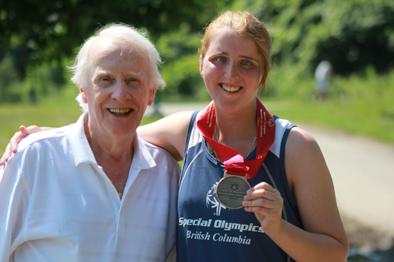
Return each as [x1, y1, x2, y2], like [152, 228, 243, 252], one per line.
[224, 60, 238, 79]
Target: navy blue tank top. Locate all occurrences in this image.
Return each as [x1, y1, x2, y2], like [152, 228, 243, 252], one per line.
[177, 112, 302, 262]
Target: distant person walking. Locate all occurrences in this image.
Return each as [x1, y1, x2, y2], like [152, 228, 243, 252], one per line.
[314, 60, 333, 99]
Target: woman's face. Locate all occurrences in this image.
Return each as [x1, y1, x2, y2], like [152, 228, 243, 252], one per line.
[200, 29, 263, 112]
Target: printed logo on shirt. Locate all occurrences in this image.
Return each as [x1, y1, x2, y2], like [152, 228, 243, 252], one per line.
[179, 217, 263, 233]
[179, 216, 263, 246]
[206, 181, 226, 216]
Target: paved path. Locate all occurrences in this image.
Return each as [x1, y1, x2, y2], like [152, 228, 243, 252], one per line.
[147, 103, 394, 249]
[304, 125, 394, 250]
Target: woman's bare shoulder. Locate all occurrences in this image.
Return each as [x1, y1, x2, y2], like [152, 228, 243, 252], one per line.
[138, 111, 195, 160]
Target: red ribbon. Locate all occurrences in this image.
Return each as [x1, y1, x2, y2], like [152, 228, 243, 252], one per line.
[197, 99, 275, 180]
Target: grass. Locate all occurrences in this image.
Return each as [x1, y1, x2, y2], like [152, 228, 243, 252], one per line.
[265, 97, 394, 144]
[0, 91, 161, 153]
[1, 96, 393, 154]
[264, 66, 394, 144]
[0, 103, 77, 153]
[1, 69, 393, 152]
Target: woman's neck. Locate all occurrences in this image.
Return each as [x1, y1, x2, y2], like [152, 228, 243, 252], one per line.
[214, 103, 257, 156]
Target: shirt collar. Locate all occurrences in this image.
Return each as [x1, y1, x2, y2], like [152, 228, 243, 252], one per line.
[132, 136, 157, 171]
[68, 113, 156, 171]
[67, 114, 96, 166]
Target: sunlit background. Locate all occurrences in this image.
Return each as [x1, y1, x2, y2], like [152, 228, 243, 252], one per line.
[0, 0, 393, 260]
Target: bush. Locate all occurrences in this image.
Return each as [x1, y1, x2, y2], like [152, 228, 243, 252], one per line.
[156, 25, 207, 99]
[0, 57, 67, 103]
[233, 0, 394, 75]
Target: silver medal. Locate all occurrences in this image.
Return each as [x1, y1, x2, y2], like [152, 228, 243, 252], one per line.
[215, 174, 251, 209]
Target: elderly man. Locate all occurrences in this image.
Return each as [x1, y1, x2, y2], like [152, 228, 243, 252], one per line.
[0, 24, 179, 261]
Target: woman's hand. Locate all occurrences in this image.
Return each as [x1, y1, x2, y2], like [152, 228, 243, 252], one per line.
[243, 182, 284, 237]
[0, 125, 39, 165]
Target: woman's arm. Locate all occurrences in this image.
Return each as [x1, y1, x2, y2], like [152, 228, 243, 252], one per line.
[273, 127, 349, 261]
[0, 125, 50, 165]
[243, 126, 348, 261]
[137, 111, 194, 161]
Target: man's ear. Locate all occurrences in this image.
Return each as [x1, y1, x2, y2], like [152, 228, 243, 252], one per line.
[80, 88, 88, 103]
[147, 86, 157, 106]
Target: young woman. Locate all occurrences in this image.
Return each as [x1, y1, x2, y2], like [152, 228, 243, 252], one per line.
[139, 11, 348, 262]
[1, 11, 348, 262]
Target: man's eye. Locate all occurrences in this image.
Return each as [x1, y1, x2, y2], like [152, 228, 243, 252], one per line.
[126, 78, 140, 86]
[100, 76, 113, 82]
[94, 76, 113, 87]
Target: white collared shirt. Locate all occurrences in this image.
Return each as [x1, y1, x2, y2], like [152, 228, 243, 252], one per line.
[0, 114, 179, 262]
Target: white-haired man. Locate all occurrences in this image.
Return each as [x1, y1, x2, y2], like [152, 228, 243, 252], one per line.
[0, 24, 178, 261]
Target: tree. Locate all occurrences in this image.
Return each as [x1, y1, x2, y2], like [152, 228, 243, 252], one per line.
[0, 0, 231, 80]
[233, 0, 394, 75]
[0, 0, 233, 101]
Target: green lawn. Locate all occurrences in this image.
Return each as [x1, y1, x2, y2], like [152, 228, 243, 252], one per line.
[1, 95, 393, 153]
[265, 97, 394, 144]
[2, 71, 394, 152]
[0, 97, 160, 153]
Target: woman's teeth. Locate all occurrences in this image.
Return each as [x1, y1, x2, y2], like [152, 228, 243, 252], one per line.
[221, 84, 241, 93]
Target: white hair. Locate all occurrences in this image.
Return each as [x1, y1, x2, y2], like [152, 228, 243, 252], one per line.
[70, 24, 165, 112]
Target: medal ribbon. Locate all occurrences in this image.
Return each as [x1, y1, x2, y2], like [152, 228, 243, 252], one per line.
[197, 99, 275, 180]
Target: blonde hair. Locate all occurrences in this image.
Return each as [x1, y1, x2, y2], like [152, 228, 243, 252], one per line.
[200, 11, 272, 87]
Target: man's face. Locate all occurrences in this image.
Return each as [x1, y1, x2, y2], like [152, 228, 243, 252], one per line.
[81, 37, 155, 139]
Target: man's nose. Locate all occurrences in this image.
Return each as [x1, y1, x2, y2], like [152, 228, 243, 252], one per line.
[112, 80, 131, 99]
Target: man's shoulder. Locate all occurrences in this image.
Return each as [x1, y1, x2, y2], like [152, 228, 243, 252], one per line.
[2, 122, 77, 176]
[138, 138, 180, 183]
[138, 137, 179, 168]
[140, 139, 175, 159]
[18, 122, 76, 152]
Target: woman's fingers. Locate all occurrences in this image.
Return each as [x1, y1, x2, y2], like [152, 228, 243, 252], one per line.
[0, 125, 35, 165]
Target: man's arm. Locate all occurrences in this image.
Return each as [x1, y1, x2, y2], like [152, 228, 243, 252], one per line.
[0, 154, 29, 260]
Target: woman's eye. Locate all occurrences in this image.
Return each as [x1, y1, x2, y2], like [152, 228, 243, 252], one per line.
[240, 59, 255, 70]
[212, 56, 227, 64]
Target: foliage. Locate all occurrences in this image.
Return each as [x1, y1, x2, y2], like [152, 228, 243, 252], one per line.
[263, 62, 314, 98]
[156, 25, 204, 97]
[264, 68, 394, 143]
[0, 55, 20, 102]
[232, 0, 394, 75]
[1, 0, 393, 103]
[0, 0, 231, 79]
[0, 56, 67, 102]
[0, 0, 233, 102]
[1, 68, 393, 153]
